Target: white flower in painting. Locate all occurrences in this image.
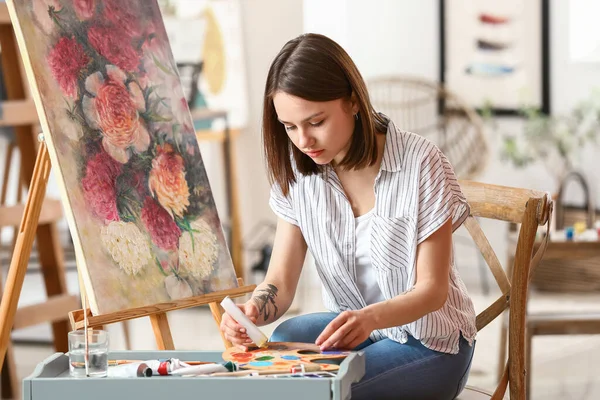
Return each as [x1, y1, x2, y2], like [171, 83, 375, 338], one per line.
[178, 219, 218, 279]
[164, 274, 193, 300]
[101, 221, 152, 276]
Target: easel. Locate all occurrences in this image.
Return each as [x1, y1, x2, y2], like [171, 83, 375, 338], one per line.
[0, 3, 79, 398]
[1, 0, 256, 358]
[69, 276, 255, 350]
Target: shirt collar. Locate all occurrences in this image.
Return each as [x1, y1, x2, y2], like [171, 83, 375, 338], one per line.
[316, 116, 404, 180]
[379, 118, 404, 172]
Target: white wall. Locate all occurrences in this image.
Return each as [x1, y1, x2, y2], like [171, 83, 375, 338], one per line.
[304, 0, 439, 81]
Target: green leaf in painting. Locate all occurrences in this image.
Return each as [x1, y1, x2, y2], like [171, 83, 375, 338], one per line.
[152, 54, 175, 76]
[154, 256, 168, 276]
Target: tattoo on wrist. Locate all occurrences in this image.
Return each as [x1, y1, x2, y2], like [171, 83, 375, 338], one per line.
[253, 284, 279, 321]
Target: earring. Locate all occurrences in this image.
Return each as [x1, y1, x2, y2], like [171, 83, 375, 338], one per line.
[354, 113, 359, 120]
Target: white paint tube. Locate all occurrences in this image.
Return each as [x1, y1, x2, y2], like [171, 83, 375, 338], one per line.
[108, 363, 152, 378]
[220, 296, 268, 347]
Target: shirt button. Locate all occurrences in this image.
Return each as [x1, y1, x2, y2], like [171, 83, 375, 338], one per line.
[346, 243, 352, 249]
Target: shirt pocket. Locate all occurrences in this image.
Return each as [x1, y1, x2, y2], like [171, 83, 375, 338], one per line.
[371, 215, 417, 274]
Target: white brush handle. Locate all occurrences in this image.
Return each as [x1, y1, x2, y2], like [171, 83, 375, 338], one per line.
[170, 363, 229, 376]
[220, 296, 268, 347]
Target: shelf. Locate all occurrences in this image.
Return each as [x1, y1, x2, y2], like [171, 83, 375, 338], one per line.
[0, 99, 39, 127]
[0, 3, 9, 26]
[195, 128, 240, 143]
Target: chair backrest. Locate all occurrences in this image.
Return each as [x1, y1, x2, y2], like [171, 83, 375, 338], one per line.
[459, 180, 553, 400]
[368, 76, 489, 180]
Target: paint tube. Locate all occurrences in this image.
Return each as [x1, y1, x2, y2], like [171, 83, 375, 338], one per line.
[170, 361, 237, 376]
[108, 362, 152, 378]
[142, 358, 190, 376]
[220, 296, 268, 347]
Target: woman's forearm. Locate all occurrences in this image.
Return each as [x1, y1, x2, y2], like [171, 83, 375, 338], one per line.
[248, 280, 295, 326]
[364, 284, 447, 330]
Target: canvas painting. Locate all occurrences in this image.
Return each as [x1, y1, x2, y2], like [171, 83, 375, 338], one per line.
[7, 0, 239, 315]
[440, 0, 550, 115]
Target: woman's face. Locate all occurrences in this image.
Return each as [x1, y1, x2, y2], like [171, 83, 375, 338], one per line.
[272, 91, 358, 166]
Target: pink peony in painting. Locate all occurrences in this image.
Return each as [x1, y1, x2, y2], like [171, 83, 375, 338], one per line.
[8, 0, 239, 314]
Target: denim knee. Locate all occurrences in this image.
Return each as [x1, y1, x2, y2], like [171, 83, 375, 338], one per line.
[269, 313, 338, 343]
[269, 318, 297, 342]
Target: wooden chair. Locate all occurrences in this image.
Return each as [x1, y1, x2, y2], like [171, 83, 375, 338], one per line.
[496, 171, 600, 398]
[454, 180, 553, 399]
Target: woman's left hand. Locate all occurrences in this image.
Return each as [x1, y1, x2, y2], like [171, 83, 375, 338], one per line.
[315, 309, 375, 350]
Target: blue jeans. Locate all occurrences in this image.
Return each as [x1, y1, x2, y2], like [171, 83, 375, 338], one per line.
[270, 312, 475, 400]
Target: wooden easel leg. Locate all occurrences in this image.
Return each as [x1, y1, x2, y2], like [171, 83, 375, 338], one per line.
[0, 143, 52, 372]
[209, 302, 233, 349]
[1, 341, 19, 400]
[0, 266, 20, 400]
[149, 313, 174, 350]
[0, 26, 70, 353]
[122, 321, 132, 350]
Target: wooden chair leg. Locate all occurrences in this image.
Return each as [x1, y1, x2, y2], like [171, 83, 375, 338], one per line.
[497, 310, 508, 382]
[526, 326, 533, 399]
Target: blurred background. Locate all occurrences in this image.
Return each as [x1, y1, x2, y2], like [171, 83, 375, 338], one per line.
[1, 1, 600, 399]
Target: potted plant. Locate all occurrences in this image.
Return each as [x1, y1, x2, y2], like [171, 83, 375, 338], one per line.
[483, 90, 600, 187]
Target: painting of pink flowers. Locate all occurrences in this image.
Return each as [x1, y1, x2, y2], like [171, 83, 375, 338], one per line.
[8, 0, 239, 314]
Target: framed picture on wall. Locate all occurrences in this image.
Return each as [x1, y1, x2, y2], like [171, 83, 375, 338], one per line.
[440, 0, 550, 115]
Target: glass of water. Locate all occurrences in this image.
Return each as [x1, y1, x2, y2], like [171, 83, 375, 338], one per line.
[68, 329, 109, 378]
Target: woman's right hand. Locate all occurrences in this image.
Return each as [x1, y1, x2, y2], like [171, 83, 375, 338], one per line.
[220, 301, 260, 347]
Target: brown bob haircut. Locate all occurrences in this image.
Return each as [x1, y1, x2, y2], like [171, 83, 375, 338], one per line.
[262, 33, 388, 196]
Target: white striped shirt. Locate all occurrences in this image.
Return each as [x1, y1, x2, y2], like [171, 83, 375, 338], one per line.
[269, 118, 477, 354]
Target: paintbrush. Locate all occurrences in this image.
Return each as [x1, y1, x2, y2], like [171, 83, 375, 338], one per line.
[112, 359, 210, 365]
[210, 369, 260, 377]
[73, 360, 211, 368]
[209, 367, 322, 378]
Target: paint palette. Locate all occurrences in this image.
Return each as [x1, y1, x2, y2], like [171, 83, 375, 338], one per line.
[222, 342, 351, 372]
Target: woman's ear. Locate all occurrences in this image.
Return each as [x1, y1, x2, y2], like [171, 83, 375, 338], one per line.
[350, 92, 359, 115]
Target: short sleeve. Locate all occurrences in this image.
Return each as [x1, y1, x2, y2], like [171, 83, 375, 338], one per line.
[416, 146, 470, 244]
[268, 183, 299, 226]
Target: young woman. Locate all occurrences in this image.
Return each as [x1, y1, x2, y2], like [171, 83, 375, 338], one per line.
[220, 33, 477, 400]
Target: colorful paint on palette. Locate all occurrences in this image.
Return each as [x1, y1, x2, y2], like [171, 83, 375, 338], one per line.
[254, 356, 274, 361]
[231, 352, 253, 362]
[249, 361, 273, 367]
[222, 342, 351, 373]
